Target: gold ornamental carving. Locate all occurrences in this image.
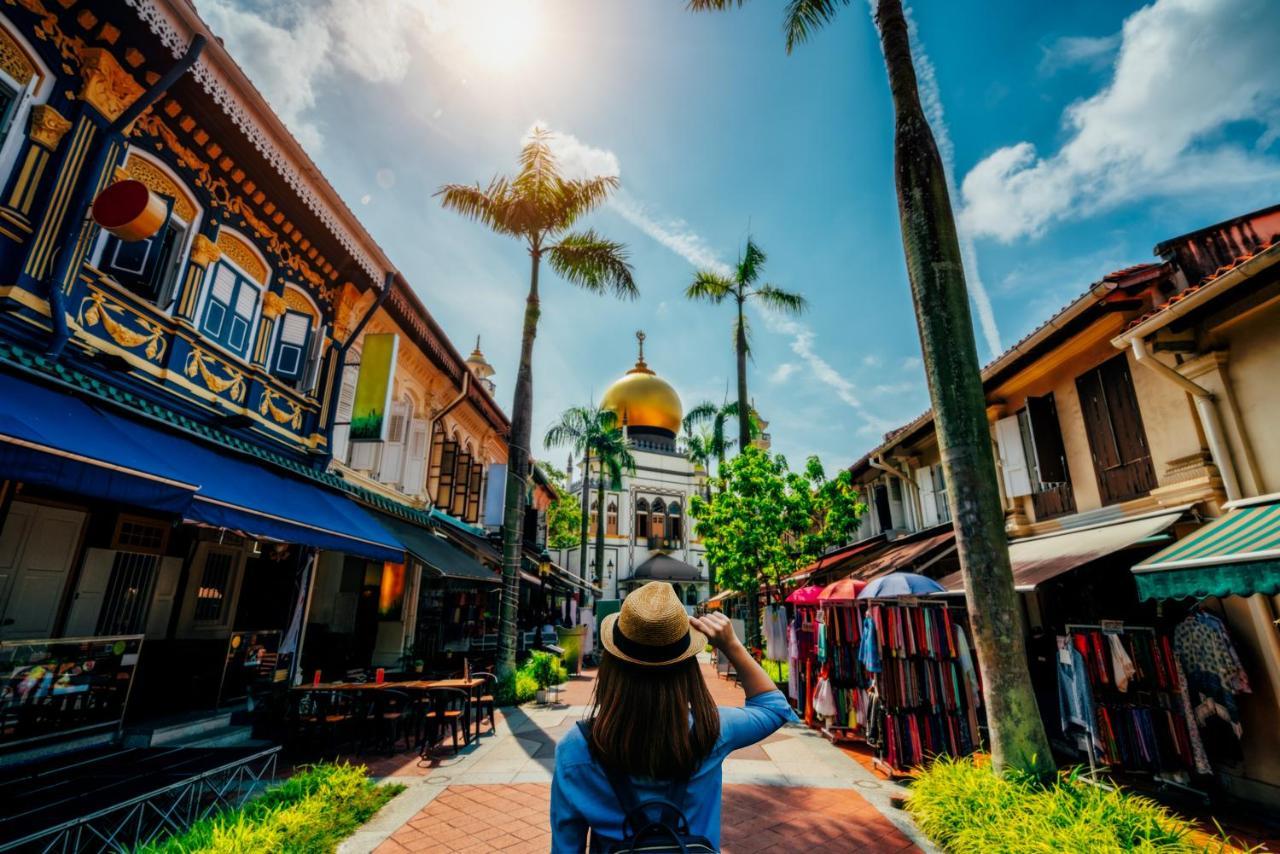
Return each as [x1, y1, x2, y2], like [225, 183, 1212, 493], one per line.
[0, 26, 36, 86]
[77, 47, 144, 123]
[282, 287, 316, 318]
[259, 387, 303, 429]
[27, 104, 70, 151]
[76, 291, 167, 361]
[9, 0, 86, 64]
[189, 233, 220, 268]
[123, 154, 196, 221]
[216, 230, 268, 284]
[261, 291, 287, 319]
[132, 112, 331, 297]
[185, 347, 246, 403]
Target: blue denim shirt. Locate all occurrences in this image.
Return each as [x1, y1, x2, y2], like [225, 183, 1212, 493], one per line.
[550, 690, 796, 852]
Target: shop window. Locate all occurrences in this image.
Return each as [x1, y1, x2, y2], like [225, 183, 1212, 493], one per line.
[1075, 356, 1156, 506]
[606, 500, 618, 536]
[200, 261, 261, 358]
[271, 309, 312, 383]
[95, 551, 160, 636]
[194, 549, 234, 622]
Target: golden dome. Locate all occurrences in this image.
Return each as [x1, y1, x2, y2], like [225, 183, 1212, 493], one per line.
[601, 332, 682, 435]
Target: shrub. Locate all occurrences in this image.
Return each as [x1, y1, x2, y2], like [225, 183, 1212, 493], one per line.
[137, 762, 402, 854]
[495, 670, 539, 705]
[527, 651, 568, 689]
[907, 757, 1215, 853]
[494, 653, 568, 705]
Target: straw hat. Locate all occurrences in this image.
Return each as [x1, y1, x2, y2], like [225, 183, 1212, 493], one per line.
[600, 581, 707, 667]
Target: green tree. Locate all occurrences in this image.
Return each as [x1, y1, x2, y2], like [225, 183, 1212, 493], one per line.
[536, 462, 583, 551]
[690, 447, 862, 647]
[685, 240, 806, 452]
[544, 405, 635, 589]
[688, 0, 1054, 775]
[438, 130, 637, 678]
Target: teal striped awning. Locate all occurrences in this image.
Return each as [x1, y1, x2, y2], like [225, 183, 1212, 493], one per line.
[1132, 497, 1280, 600]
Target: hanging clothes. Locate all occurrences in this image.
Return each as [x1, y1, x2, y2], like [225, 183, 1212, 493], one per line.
[1108, 633, 1137, 693]
[1174, 610, 1251, 737]
[1056, 635, 1098, 751]
[764, 605, 789, 661]
[859, 610, 881, 674]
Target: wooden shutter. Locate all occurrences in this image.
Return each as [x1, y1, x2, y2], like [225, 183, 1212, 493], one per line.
[1076, 356, 1156, 504]
[145, 556, 183, 639]
[1025, 394, 1069, 484]
[426, 428, 445, 499]
[332, 364, 358, 463]
[377, 400, 409, 484]
[273, 310, 311, 380]
[1076, 368, 1121, 471]
[1100, 357, 1150, 465]
[466, 460, 484, 523]
[995, 415, 1033, 497]
[915, 466, 938, 527]
[64, 548, 115, 638]
[436, 439, 458, 508]
[451, 452, 471, 518]
[402, 418, 429, 496]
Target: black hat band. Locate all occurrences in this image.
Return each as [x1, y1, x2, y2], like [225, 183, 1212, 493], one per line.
[613, 621, 692, 663]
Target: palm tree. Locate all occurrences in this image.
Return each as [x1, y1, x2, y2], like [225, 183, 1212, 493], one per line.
[685, 239, 806, 451]
[687, 0, 1053, 775]
[544, 404, 635, 590]
[438, 130, 637, 678]
[683, 399, 755, 484]
[544, 404, 616, 587]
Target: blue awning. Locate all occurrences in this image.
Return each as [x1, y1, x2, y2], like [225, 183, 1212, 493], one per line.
[0, 371, 196, 512]
[0, 369, 402, 563]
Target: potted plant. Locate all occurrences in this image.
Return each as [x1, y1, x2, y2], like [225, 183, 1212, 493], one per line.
[529, 652, 562, 704]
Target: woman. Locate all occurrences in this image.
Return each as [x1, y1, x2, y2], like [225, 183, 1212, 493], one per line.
[551, 582, 795, 852]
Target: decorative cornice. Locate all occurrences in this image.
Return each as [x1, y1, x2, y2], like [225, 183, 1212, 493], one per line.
[27, 104, 70, 151]
[189, 233, 220, 268]
[0, 25, 37, 86]
[261, 291, 287, 319]
[123, 153, 196, 221]
[77, 47, 145, 123]
[215, 229, 267, 285]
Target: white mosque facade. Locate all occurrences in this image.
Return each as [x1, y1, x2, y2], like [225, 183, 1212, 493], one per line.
[554, 333, 712, 606]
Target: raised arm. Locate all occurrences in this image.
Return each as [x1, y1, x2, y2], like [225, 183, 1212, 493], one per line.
[690, 612, 774, 699]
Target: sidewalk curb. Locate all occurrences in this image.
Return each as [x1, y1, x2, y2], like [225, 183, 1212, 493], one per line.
[339, 780, 447, 854]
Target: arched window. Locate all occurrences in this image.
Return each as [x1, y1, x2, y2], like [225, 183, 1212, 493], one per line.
[650, 502, 665, 542]
[96, 150, 201, 309]
[590, 499, 599, 533]
[0, 27, 53, 212]
[199, 229, 267, 359]
[666, 501, 682, 544]
[634, 499, 649, 541]
[270, 287, 321, 389]
[606, 500, 618, 537]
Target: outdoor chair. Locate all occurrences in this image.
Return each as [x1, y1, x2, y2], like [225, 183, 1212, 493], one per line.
[420, 687, 469, 757]
[472, 671, 497, 737]
[367, 689, 417, 755]
[286, 690, 358, 758]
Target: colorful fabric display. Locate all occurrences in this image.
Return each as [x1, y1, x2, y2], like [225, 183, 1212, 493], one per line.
[1174, 610, 1251, 738]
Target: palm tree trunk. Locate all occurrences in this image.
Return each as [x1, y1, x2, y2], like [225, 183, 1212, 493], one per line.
[874, 0, 1052, 776]
[735, 297, 751, 451]
[594, 474, 606, 589]
[577, 449, 591, 584]
[497, 249, 541, 679]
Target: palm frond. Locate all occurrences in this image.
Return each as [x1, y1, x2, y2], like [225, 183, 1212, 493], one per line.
[553, 175, 620, 232]
[783, 0, 851, 53]
[543, 405, 592, 449]
[753, 284, 809, 315]
[683, 401, 721, 435]
[547, 231, 638, 298]
[738, 237, 767, 285]
[435, 178, 520, 237]
[685, 271, 734, 303]
[515, 127, 559, 196]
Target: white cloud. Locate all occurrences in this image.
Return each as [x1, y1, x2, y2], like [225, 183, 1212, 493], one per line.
[1038, 33, 1121, 75]
[961, 0, 1280, 244]
[769, 362, 798, 384]
[900, 355, 922, 371]
[861, 354, 882, 368]
[525, 123, 622, 181]
[610, 191, 732, 277]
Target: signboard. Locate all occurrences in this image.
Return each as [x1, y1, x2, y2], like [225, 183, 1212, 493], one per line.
[217, 630, 284, 706]
[482, 464, 507, 528]
[351, 333, 398, 442]
[0, 635, 143, 750]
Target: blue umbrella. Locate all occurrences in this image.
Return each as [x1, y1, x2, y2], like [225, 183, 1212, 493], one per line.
[857, 572, 945, 599]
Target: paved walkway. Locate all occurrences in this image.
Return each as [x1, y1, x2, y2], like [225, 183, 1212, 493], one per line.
[340, 658, 933, 853]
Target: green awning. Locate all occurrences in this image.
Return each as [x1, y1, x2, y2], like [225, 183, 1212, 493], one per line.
[1132, 498, 1280, 600]
[372, 513, 498, 583]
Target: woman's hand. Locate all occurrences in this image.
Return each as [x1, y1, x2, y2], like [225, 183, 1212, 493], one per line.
[690, 612, 740, 653]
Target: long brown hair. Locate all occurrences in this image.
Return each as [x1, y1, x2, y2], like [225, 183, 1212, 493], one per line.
[586, 650, 720, 780]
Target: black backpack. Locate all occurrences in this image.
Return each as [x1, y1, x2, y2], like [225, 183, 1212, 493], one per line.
[577, 722, 718, 853]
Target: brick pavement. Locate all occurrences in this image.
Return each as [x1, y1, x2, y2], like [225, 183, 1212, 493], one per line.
[348, 659, 930, 854]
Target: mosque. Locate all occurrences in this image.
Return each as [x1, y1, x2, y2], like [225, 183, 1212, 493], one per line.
[555, 332, 712, 607]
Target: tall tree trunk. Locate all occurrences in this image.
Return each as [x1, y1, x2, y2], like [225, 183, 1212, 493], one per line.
[497, 248, 541, 679]
[735, 297, 751, 451]
[874, 0, 1053, 775]
[577, 449, 591, 584]
[594, 472, 607, 589]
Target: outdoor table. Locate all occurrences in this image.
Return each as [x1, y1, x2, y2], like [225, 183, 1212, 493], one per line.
[398, 678, 485, 743]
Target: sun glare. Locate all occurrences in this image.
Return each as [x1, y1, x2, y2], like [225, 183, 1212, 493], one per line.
[453, 1, 543, 73]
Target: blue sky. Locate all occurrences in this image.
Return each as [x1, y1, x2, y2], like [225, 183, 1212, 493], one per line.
[196, 0, 1280, 472]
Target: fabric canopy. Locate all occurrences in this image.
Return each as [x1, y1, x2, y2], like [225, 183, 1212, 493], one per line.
[373, 513, 497, 583]
[1132, 498, 1280, 600]
[786, 585, 826, 605]
[0, 369, 403, 562]
[855, 530, 955, 581]
[818, 577, 866, 603]
[859, 572, 944, 599]
[0, 370, 197, 511]
[937, 508, 1185, 594]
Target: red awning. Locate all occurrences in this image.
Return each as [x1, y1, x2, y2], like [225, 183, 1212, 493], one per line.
[785, 585, 825, 605]
[818, 577, 866, 603]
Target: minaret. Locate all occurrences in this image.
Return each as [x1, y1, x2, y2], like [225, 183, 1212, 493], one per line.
[465, 336, 496, 395]
[750, 398, 771, 450]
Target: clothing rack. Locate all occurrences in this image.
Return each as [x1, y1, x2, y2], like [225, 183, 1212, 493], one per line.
[1054, 622, 1203, 804]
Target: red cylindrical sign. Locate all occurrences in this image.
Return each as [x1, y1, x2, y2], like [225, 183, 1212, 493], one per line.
[91, 180, 167, 242]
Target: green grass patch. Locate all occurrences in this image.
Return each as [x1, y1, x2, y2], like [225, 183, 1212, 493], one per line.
[761, 658, 789, 684]
[907, 757, 1247, 853]
[136, 762, 403, 854]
